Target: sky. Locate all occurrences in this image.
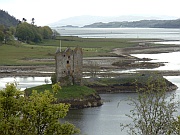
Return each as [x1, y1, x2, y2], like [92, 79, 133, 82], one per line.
[1, 0, 180, 26]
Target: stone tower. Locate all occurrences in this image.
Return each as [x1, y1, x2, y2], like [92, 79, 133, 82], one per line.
[55, 47, 83, 86]
[73, 47, 83, 85]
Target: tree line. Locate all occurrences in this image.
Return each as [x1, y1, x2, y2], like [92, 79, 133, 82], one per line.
[0, 22, 55, 44]
[0, 25, 16, 44]
[0, 9, 59, 45]
[0, 10, 59, 45]
[15, 21, 54, 43]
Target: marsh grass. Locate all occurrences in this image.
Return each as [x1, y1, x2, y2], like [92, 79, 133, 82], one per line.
[86, 73, 162, 86]
[0, 36, 156, 65]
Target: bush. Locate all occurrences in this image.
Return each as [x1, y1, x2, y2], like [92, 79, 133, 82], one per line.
[0, 83, 80, 135]
[120, 76, 178, 135]
[51, 73, 57, 84]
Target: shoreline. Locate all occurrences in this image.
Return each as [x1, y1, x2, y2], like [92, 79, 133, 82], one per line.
[0, 44, 180, 78]
[0, 45, 180, 78]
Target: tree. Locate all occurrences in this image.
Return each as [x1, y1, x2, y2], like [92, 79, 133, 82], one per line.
[15, 22, 43, 43]
[120, 76, 178, 135]
[173, 116, 180, 135]
[3, 28, 13, 44]
[22, 18, 27, 22]
[31, 18, 35, 25]
[0, 83, 24, 135]
[0, 83, 80, 135]
[9, 26, 16, 35]
[15, 22, 53, 43]
[0, 30, 4, 44]
[52, 29, 60, 39]
[30, 25, 42, 43]
[40, 26, 53, 39]
[15, 22, 34, 43]
[0, 25, 5, 44]
[0, 25, 15, 44]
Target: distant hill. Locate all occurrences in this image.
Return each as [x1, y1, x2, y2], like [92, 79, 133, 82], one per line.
[49, 15, 177, 27]
[0, 10, 19, 27]
[83, 19, 180, 28]
[61, 25, 79, 28]
[153, 19, 180, 28]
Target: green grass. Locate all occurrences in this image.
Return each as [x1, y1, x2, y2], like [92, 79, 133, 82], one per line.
[0, 36, 159, 65]
[38, 36, 139, 56]
[85, 73, 164, 86]
[25, 84, 96, 100]
[0, 43, 56, 65]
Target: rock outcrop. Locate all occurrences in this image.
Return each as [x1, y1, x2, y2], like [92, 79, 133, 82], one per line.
[57, 93, 103, 109]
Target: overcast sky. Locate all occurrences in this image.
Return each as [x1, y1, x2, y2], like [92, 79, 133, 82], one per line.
[1, 0, 180, 26]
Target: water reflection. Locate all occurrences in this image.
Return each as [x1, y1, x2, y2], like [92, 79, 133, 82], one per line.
[66, 93, 137, 135]
[0, 77, 51, 90]
[59, 28, 180, 40]
[164, 76, 180, 96]
[131, 51, 180, 71]
[155, 41, 180, 45]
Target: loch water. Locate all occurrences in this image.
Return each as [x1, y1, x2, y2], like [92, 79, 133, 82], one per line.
[60, 28, 180, 135]
[57, 27, 180, 41]
[0, 75, 179, 135]
[1, 28, 180, 135]
[64, 50, 180, 135]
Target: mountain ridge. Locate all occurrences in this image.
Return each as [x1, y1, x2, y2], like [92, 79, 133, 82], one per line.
[49, 15, 177, 27]
[83, 19, 180, 28]
[0, 9, 19, 27]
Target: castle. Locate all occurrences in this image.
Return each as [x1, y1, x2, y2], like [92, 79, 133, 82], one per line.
[55, 47, 83, 86]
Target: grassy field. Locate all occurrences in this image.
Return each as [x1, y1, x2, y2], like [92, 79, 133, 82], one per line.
[0, 36, 154, 65]
[25, 84, 96, 100]
[0, 43, 55, 65]
[84, 73, 161, 86]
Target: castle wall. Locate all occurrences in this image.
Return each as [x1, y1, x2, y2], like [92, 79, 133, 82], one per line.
[55, 47, 83, 86]
[73, 47, 83, 85]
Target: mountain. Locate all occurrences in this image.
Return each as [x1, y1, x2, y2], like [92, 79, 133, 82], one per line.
[49, 15, 177, 27]
[0, 10, 19, 27]
[153, 19, 180, 28]
[83, 19, 180, 28]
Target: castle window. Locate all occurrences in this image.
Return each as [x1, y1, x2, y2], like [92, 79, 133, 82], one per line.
[68, 56, 70, 58]
[67, 60, 69, 64]
[63, 55, 65, 57]
[68, 71, 70, 75]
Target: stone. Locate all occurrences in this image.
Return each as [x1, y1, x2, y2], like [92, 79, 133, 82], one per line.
[55, 47, 83, 86]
